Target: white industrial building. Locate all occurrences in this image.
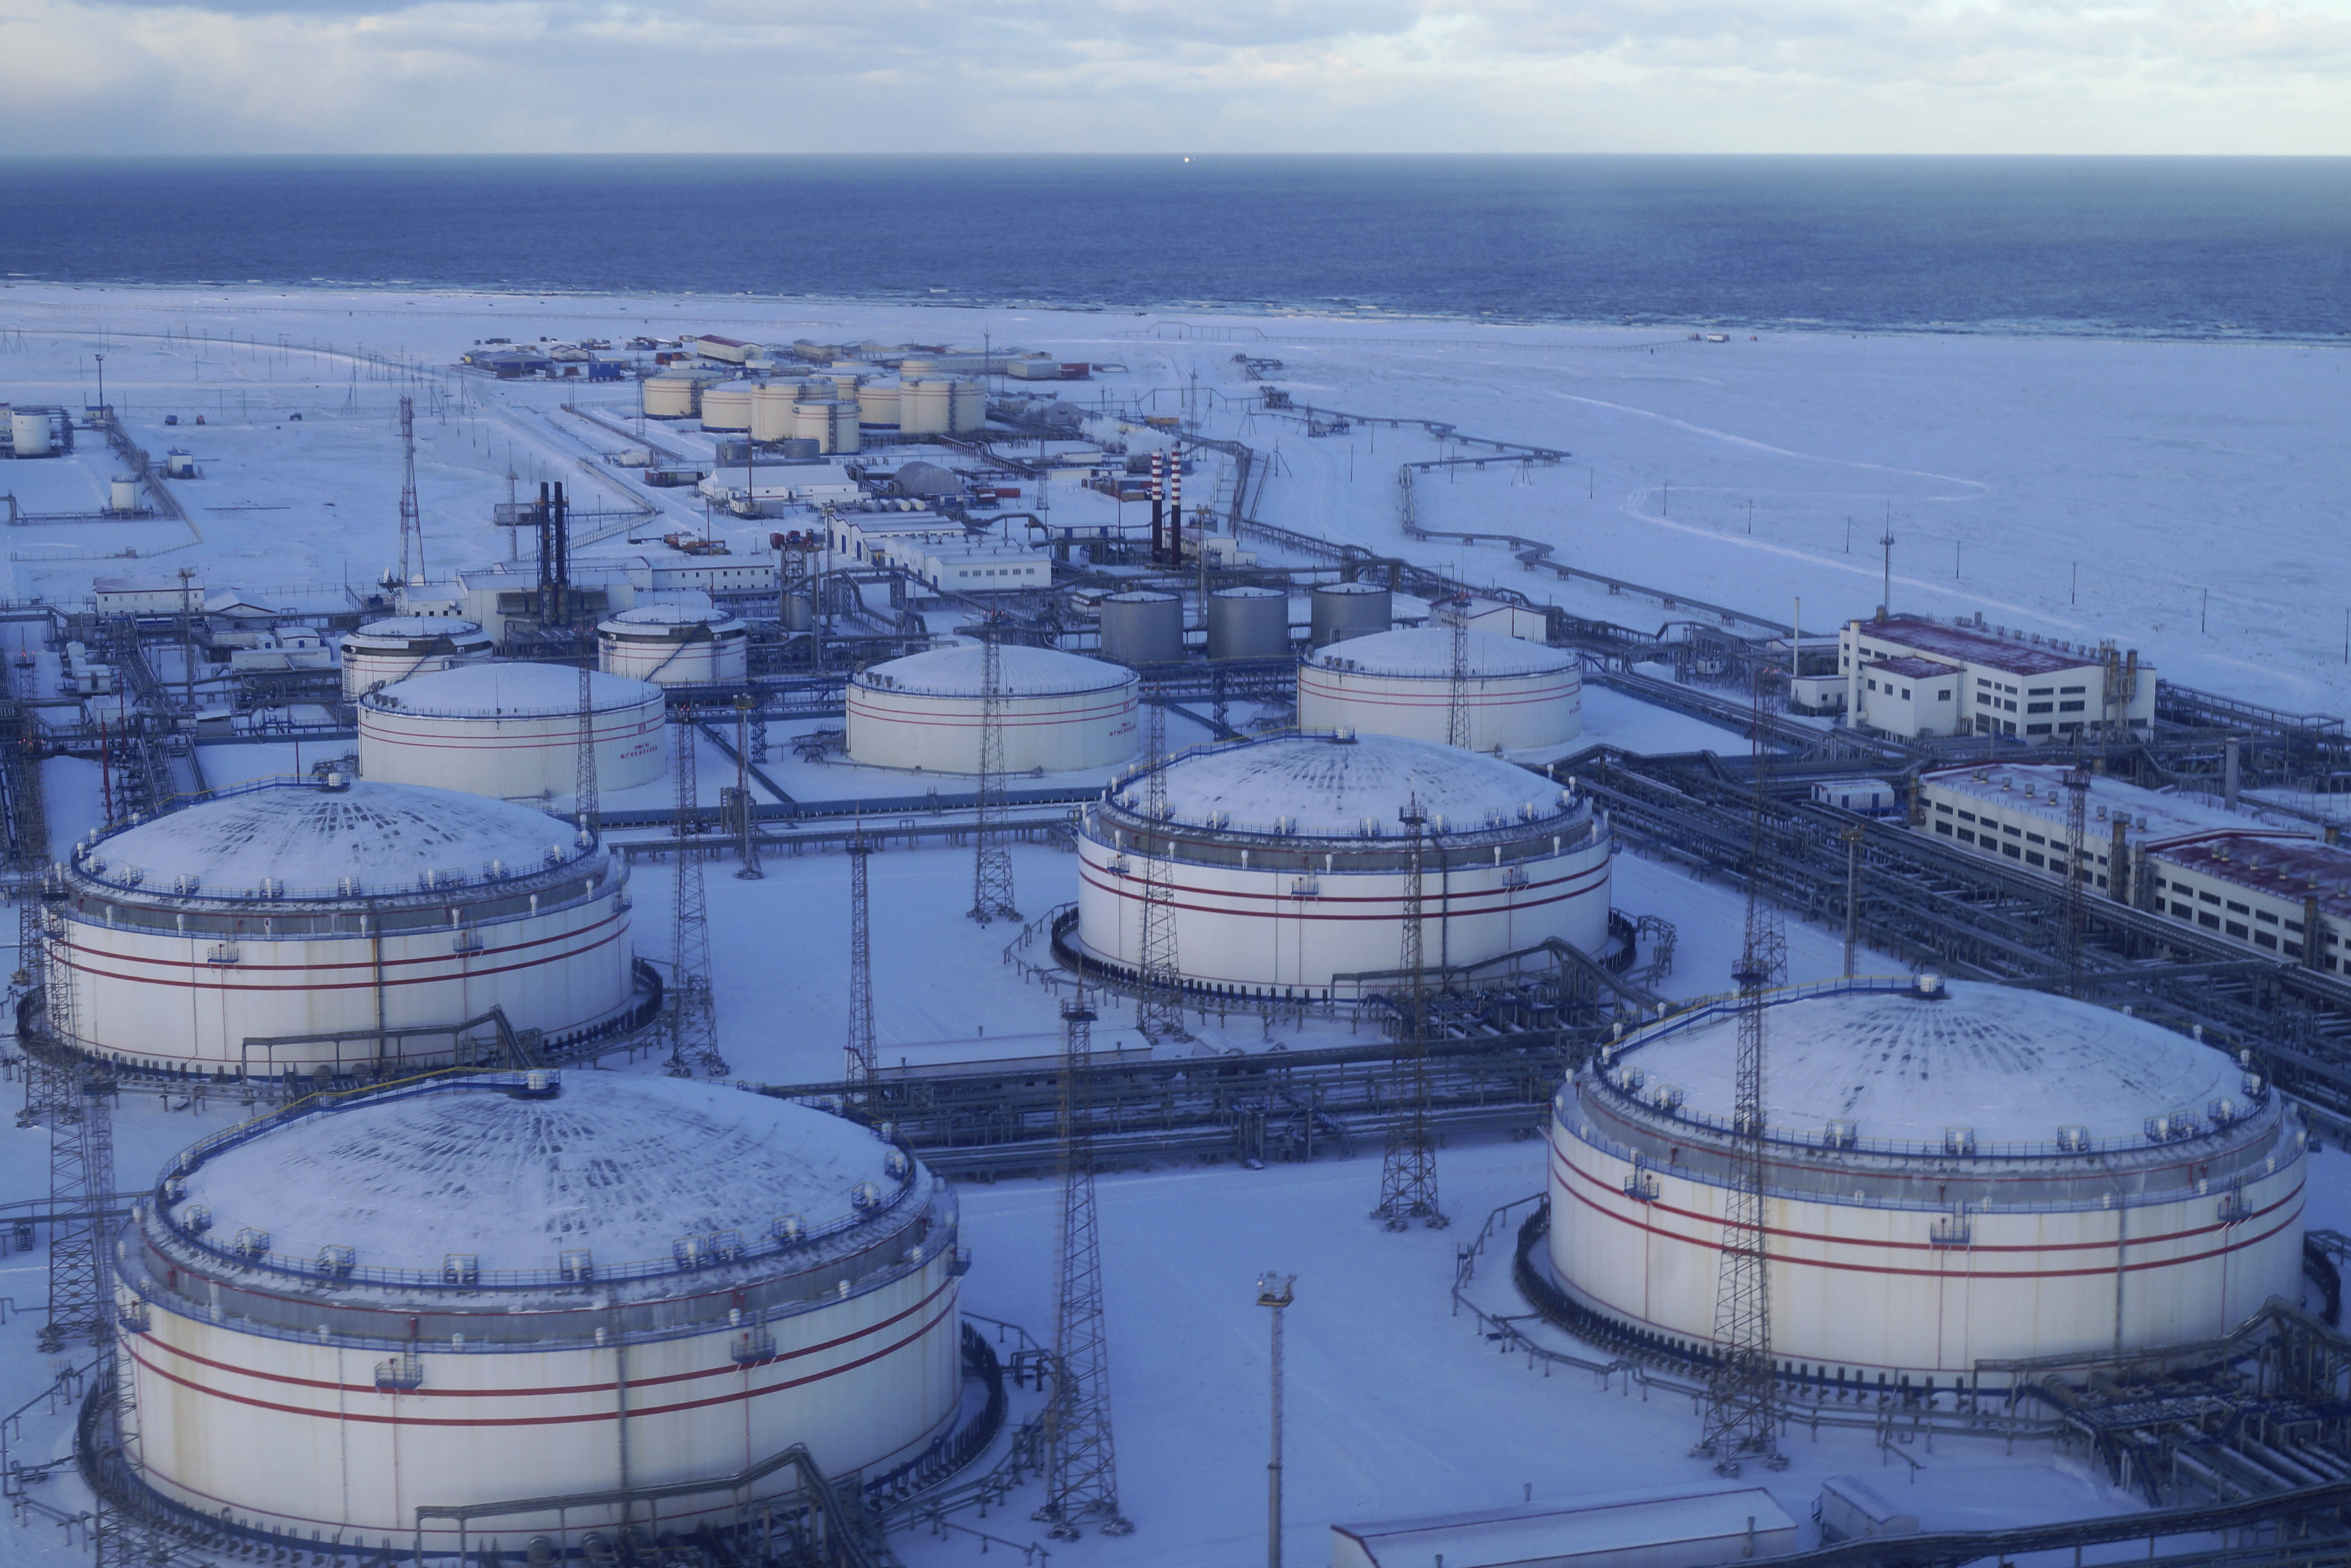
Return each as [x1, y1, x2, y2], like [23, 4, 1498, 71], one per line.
[848, 644, 1138, 774]
[1298, 628, 1583, 753]
[2145, 835, 2351, 974]
[699, 463, 862, 509]
[48, 778, 641, 1076]
[597, 603, 750, 686]
[93, 574, 206, 617]
[113, 1073, 965, 1553]
[1073, 733, 1612, 997]
[359, 663, 668, 799]
[1546, 978, 2305, 1387]
[339, 616, 495, 700]
[1826, 615, 2157, 741]
[398, 557, 777, 643]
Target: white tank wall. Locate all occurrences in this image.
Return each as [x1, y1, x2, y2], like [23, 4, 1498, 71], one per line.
[848, 681, 1137, 774]
[902, 381, 951, 435]
[1545, 1105, 2307, 1382]
[10, 411, 53, 457]
[644, 377, 699, 418]
[859, 383, 901, 426]
[54, 874, 634, 1074]
[359, 692, 666, 798]
[1074, 825, 1611, 994]
[699, 383, 755, 432]
[341, 629, 494, 702]
[752, 383, 805, 442]
[599, 626, 750, 686]
[1299, 663, 1583, 751]
[120, 1254, 961, 1545]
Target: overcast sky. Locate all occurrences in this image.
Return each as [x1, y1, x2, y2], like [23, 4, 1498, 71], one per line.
[1, 0, 2348, 154]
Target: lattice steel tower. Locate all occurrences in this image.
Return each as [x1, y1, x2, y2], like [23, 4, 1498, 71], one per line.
[1697, 672, 1786, 1474]
[1446, 594, 1472, 751]
[1135, 686, 1185, 1039]
[846, 819, 877, 1097]
[1374, 796, 1445, 1230]
[668, 710, 726, 1078]
[1040, 989, 1133, 1538]
[968, 623, 1019, 924]
[575, 661, 598, 829]
[396, 394, 425, 587]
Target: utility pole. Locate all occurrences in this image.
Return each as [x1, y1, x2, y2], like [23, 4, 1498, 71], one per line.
[846, 817, 876, 1098]
[1135, 686, 1185, 1039]
[968, 622, 1019, 924]
[668, 710, 726, 1077]
[1257, 1272, 1296, 1568]
[1446, 594, 1472, 751]
[1040, 990, 1133, 1539]
[1374, 796, 1444, 1230]
[397, 394, 424, 586]
[1840, 824, 1865, 978]
[1878, 521, 1895, 619]
[732, 692, 762, 880]
[1697, 667, 1786, 1475]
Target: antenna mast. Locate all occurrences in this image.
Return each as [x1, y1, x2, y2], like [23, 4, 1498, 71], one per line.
[1697, 670, 1787, 1474]
[1374, 794, 1444, 1230]
[667, 708, 726, 1078]
[968, 622, 1019, 924]
[397, 394, 424, 586]
[1040, 988, 1134, 1538]
[1135, 684, 1185, 1038]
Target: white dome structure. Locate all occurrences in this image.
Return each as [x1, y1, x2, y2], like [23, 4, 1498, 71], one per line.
[597, 604, 750, 687]
[1298, 628, 1581, 752]
[1073, 733, 1610, 997]
[114, 1073, 965, 1556]
[359, 663, 666, 800]
[1544, 978, 2307, 1391]
[848, 645, 1139, 775]
[48, 780, 643, 1077]
[339, 616, 494, 702]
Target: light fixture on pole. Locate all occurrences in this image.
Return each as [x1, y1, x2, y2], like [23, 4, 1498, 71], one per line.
[1256, 1271, 1296, 1568]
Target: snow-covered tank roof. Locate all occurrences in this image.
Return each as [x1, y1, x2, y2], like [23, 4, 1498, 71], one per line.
[361, 661, 664, 718]
[1130, 733, 1570, 838]
[169, 1074, 896, 1278]
[76, 780, 587, 901]
[601, 603, 747, 631]
[1620, 980, 2245, 1148]
[1306, 627, 1574, 680]
[856, 643, 1137, 698]
[348, 616, 488, 642]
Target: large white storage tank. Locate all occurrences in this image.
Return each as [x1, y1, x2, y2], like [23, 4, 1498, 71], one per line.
[598, 604, 750, 686]
[114, 1073, 966, 1556]
[644, 375, 701, 418]
[699, 381, 756, 433]
[1299, 627, 1582, 752]
[10, 410, 54, 457]
[339, 616, 494, 701]
[1074, 733, 1611, 997]
[47, 778, 643, 1076]
[859, 381, 902, 427]
[950, 379, 986, 433]
[902, 380, 952, 435]
[848, 644, 1138, 774]
[752, 381, 808, 442]
[359, 663, 666, 800]
[1545, 978, 2307, 1390]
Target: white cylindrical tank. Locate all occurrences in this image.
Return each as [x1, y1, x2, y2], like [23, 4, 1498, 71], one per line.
[1207, 586, 1289, 659]
[116, 1074, 965, 1554]
[597, 604, 750, 686]
[699, 381, 756, 433]
[792, 400, 837, 453]
[644, 375, 701, 418]
[1098, 591, 1184, 665]
[1299, 627, 1581, 752]
[848, 644, 1138, 774]
[1311, 581, 1392, 647]
[752, 381, 806, 443]
[11, 410, 54, 457]
[1075, 733, 1610, 996]
[50, 779, 643, 1075]
[1546, 979, 2307, 1389]
[902, 380, 952, 435]
[832, 401, 861, 455]
[858, 381, 902, 427]
[339, 616, 494, 701]
[111, 475, 139, 512]
[950, 379, 986, 433]
[359, 662, 667, 799]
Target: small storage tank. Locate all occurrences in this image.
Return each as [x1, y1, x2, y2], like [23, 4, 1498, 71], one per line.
[111, 475, 139, 512]
[698, 381, 756, 433]
[359, 662, 667, 799]
[848, 643, 1139, 774]
[752, 381, 806, 443]
[902, 379, 952, 435]
[1299, 627, 1582, 752]
[791, 400, 837, 453]
[832, 401, 861, 455]
[48, 778, 641, 1074]
[858, 381, 902, 427]
[950, 379, 987, 433]
[339, 616, 494, 700]
[1548, 978, 2307, 1387]
[1075, 733, 1610, 995]
[1311, 581, 1392, 647]
[643, 375, 700, 418]
[598, 603, 750, 686]
[1098, 591, 1184, 665]
[1208, 586, 1290, 659]
[11, 410, 54, 457]
[115, 1074, 965, 1553]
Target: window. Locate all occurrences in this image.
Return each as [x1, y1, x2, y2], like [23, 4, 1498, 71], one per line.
[2027, 702, 2053, 714]
[1900, 688, 1912, 700]
[2004, 684, 2018, 694]
[2200, 892, 2221, 905]
[2004, 700, 2019, 712]
[2059, 700, 2084, 713]
[2026, 723, 2053, 735]
[2003, 825, 2023, 838]
[2227, 901, 2250, 915]
[1977, 678, 1991, 688]
[2004, 842, 2022, 859]
[2026, 851, 2045, 868]
[2256, 910, 2278, 925]
[2227, 921, 2250, 939]
[2256, 931, 2278, 950]
[2060, 686, 2085, 695]
[2027, 833, 2047, 845]
[2172, 902, 2194, 917]
[1867, 679, 1878, 692]
[1957, 810, 1976, 822]
[1939, 690, 1952, 701]
[2028, 687, 2053, 697]
[2200, 912, 2221, 929]
[1957, 829, 1976, 843]
[1936, 802, 1954, 815]
[2059, 722, 2084, 735]
[1936, 821, 1953, 836]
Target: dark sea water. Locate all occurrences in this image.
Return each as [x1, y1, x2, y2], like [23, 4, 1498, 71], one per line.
[3, 155, 2348, 340]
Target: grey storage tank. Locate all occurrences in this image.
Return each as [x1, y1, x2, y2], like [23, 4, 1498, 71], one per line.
[1207, 586, 1290, 659]
[1311, 581, 1392, 647]
[1098, 590, 1184, 665]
